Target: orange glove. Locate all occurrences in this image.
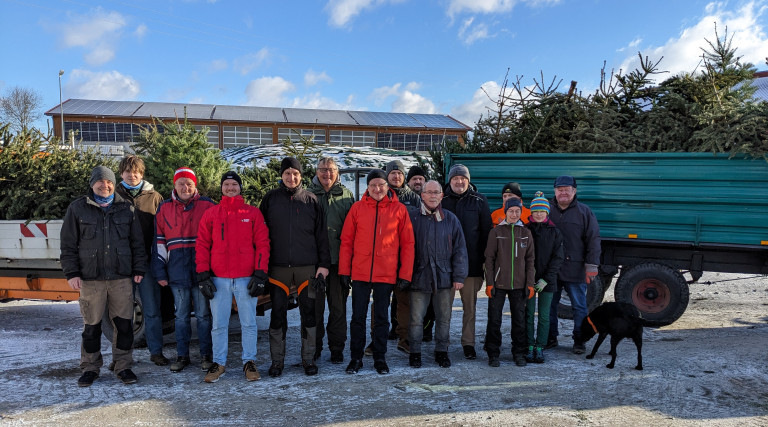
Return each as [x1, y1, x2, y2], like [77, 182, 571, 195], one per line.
[485, 285, 495, 298]
[527, 286, 535, 299]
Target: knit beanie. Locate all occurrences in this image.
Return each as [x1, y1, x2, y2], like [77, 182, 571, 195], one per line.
[384, 160, 406, 176]
[529, 191, 550, 214]
[504, 197, 523, 212]
[447, 164, 470, 182]
[89, 166, 116, 187]
[221, 171, 243, 188]
[406, 165, 428, 183]
[366, 168, 388, 185]
[173, 167, 197, 185]
[501, 182, 522, 198]
[280, 157, 302, 175]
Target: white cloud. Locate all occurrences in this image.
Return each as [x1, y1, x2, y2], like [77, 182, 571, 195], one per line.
[53, 7, 127, 66]
[134, 24, 148, 39]
[370, 82, 436, 113]
[208, 59, 228, 72]
[290, 93, 355, 110]
[459, 17, 493, 44]
[617, 2, 768, 83]
[325, 0, 405, 28]
[450, 80, 502, 127]
[305, 70, 333, 86]
[244, 76, 296, 106]
[64, 69, 140, 100]
[233, 48, 271, 75]
[447, 0, 516, 18]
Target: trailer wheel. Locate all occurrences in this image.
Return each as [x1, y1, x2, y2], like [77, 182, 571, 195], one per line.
[557, 274, 610, 319]
[614, 263, 689, 327]
[102, 284, 147, 348]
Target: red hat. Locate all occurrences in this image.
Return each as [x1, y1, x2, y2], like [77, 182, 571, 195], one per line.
[173, 167, 197, 185]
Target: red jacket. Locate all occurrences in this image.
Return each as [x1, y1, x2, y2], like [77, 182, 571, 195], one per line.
[196, 195, 270, 278]
[338, 189, 415, 284]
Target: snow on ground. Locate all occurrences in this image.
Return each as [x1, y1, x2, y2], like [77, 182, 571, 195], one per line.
[1, 272, 767, 426]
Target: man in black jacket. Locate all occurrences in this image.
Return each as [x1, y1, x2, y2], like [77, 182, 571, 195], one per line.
[260, 157, 331, 376]
[60, 166, 147, 387]
[440, 164, 492, 360]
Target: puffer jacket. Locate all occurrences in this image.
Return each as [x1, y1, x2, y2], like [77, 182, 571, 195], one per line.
[196, 195, 270, 278]
[525, 218, 565, 292]
[391, 185, 421, 209]
[308, 176, 355, 265]
[484, 223, 535, 290]
[548, 196, 601, 283]
[339, 188, 415, 284]
[408, 204, 468, 293]
[260, 182, 331, 269]
[60, 190, 147, 281]
[151, 190, 216, 287]
[116, 181, 163, 257]
[441, 182, 492, 277]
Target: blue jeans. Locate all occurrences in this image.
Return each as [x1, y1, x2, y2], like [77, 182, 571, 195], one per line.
[210, 277, 259, 365]
[136, 265, 163, 355]
[170, 285, 212, 358]
[549, 281, 588, 343]
[409, 288, 453, 353]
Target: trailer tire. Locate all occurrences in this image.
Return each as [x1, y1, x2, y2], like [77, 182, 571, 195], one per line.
[102, 283, 147, 348]
[614, 263, 689, 327]
[557, 274, 610, 320]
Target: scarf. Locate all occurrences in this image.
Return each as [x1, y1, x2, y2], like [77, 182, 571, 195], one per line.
[121, 180, 144, 197]
[420, 203, 444, 222]
[94, 193, 114, 208]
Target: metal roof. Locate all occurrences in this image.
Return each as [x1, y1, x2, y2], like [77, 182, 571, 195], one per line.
[46, 99, 471, 130]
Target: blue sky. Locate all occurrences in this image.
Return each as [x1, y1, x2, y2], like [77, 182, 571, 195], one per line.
[2, 0, 768, 131]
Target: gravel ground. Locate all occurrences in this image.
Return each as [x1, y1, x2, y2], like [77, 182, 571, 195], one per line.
[1, 271, 767, 426]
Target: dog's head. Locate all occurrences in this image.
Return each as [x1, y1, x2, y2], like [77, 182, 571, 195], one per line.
[579, 315, 599, 342]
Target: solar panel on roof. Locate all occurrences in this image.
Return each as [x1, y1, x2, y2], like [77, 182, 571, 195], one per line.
[284, 108, 357, 125]
[59, 99, 144, 116]
[134, 102, 214, 120]
[408, 113, 469, 130]
[348, 111, 423, 127]
[213, 105, 285, 122]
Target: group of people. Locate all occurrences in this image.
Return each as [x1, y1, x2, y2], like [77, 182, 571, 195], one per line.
[60, 154, 600, 387]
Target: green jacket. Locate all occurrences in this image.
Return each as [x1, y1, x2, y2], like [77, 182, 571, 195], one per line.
[308, 176, 355, 265]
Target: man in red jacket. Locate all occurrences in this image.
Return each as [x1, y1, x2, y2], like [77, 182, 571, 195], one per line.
[196, 171, 270, 383]
[339, 169, 415, 375]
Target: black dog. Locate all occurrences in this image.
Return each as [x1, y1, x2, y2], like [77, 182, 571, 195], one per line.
[579, 302, 643, 370]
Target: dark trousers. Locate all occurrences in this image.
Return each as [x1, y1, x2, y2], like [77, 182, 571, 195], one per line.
[315, 265, 349, 353]
[269, 265, 317, 363]
[485, 288, 527, 356]
[350, 281, 393, 361]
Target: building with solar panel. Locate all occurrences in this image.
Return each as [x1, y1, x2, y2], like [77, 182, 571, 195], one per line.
[45, 99, 470, 154]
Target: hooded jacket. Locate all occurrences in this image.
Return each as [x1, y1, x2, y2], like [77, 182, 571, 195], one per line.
[260, 182, 331, 269]
[338, 188, 415, 284]
[441, 182, 492, 277]
[151, 191, 216, 287]
[484, 222, 535, 291]
[195, 195, 270, 278]
[308, 176, 355, 265]
[116, 181, 163, 257]
[548, 196, 601, 283]
[60, 190, 147, 281]
[408, 204, 468, 293]
[525, 218, 565, 292]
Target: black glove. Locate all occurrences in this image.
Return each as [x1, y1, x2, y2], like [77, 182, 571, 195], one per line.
[247, 270, 268, 297]
[312, 274, 326, 294]
[198, 271, 216, 300]
[396, 278, 411, 291]
[340, 275, 352, 291]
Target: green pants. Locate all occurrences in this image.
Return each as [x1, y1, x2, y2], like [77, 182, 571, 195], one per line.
[526, 291, 553, 348]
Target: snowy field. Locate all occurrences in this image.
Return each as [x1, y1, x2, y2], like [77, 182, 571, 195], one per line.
[1, 272, 767, 426]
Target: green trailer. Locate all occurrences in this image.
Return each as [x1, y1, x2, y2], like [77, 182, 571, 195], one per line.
[444, 152, 768, 326]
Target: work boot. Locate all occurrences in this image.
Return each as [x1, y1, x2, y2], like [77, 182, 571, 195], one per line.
[435, 351, 451, 368]
[116, 369, 138, 385]
[243, 361, 261, 381]
[514, 353, 527, 367]
[463, 345, 477, 360]
[170, 356, 191, 372]
[374, 359, 389, 375]
[268, 360, 284, 378]
[77, 371, 98, 387]
[488, 355, 500, 367]
[150, 353, 169, 366]
[201, 355, 214, 371]
[572, 342, 586, 355]
[409, 352, 422, 368]
[330, 350, 344, 364]
[524, 346, 535, 363]
[204, 363, 225, 383]
[345, 358, 362, 374]
[533, 347, 546, 363]
[303, 361, 319, 376]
